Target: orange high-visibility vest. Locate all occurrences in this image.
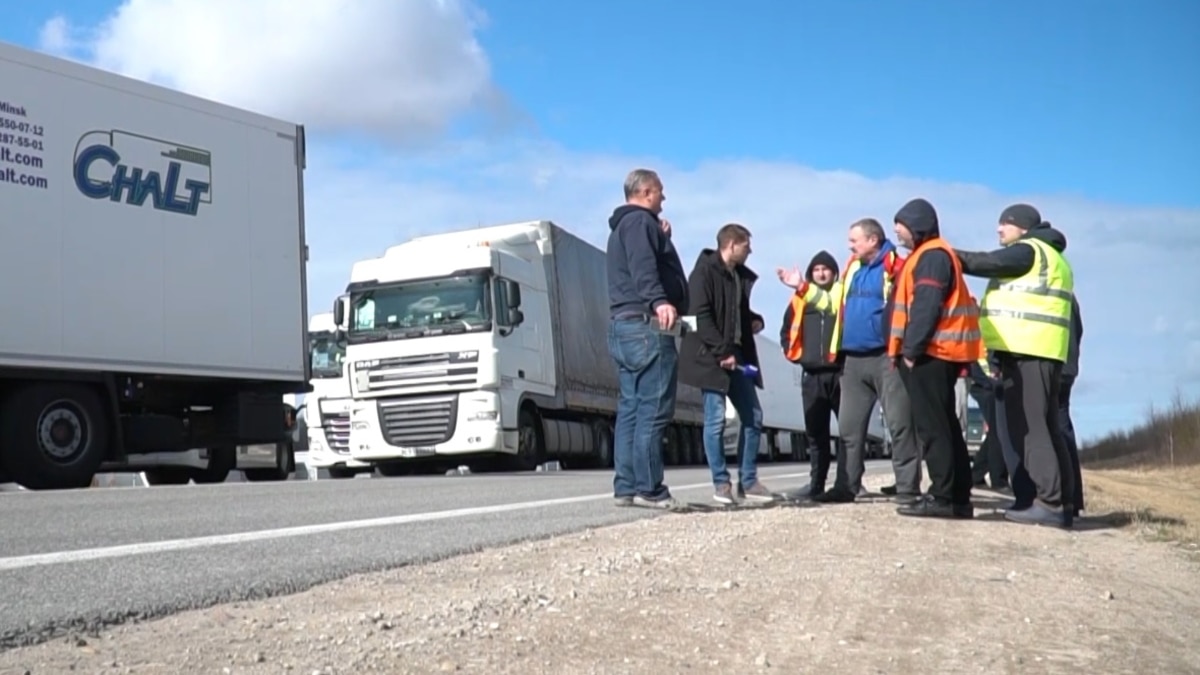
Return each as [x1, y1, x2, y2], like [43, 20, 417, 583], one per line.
[784, 294, 806, 362]
[887, 238, 983, 363]
[828, 249, 904, 362]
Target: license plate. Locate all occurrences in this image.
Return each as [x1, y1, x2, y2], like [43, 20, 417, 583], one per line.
[397, 446, 436, 458]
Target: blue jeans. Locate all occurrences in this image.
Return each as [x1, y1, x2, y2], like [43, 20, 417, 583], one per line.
[607, 317, 678, 501]
[701, 356, 763, 488]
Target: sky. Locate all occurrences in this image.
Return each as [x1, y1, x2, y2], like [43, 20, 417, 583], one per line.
[2, 0, 1198, 442]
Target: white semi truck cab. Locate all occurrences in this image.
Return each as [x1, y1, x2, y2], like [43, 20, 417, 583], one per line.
[303, 305, 371, 478]
[335, 224, 535, 471]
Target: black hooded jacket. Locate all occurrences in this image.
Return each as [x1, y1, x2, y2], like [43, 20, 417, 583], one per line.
[955, 223, 1083, 375]
[893, 198, 960, 362]
[778, 250, 840, 372]
[678, 249, 765, 394]
[605, 204, 689, 318]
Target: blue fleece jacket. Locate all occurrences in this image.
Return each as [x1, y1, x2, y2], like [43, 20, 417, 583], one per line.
[839, 239, 897, 353]
[605, 204, 689, 317]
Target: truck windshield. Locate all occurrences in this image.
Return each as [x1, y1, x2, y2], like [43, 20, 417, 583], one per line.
[348, 275, 491, 342]
[309, 330, 346, 379]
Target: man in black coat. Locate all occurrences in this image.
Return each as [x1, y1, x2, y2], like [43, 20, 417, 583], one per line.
[679, 223, 773, 505]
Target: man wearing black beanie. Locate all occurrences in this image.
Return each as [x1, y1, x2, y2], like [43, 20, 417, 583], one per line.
[954, 203, 1079, 528]
[778, 250, 842, 497]
[888, 198, 982, 519]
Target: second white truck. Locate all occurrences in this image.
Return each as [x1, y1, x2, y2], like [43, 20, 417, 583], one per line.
[303, 303, 372, 478]
[335, 220, 710, 472]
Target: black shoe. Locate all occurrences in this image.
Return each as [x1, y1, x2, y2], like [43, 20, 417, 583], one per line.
[812, 487, 856, 503]
[897, 497, 974, 519]
[880, 484, 898, 496]
[892, 493, 922, 506]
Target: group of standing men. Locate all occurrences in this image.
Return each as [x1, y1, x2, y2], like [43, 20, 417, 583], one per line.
[604, 168, 1083, 529]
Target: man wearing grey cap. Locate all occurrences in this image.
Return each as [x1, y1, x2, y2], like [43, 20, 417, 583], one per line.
[954, 204, 1079, 528]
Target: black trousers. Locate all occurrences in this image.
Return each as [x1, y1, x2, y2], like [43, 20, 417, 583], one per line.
[1060, 374, 1084, 511]
[969, 384, 1009, 487]
[899, 356, 972, 505]
[801, 369, 840, 490]
[995, 354, 1074, 509]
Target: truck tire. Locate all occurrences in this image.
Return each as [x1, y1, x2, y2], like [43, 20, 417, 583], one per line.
[663, 426, 681, 466]
[515, 406, 544, 471]
[244, 443, 294, 482]
[0, 382, 110, 490]
[592, 420, 613, 469]
[190, 446, 236, 483]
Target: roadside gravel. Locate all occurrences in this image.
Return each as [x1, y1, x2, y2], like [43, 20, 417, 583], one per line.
[2, 474, 1198, 675]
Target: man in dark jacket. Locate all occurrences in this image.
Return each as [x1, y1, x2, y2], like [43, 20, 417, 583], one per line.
[606, 168, 690, 510]
[777, 251, 841, 497]
[889, 198, 979, 519]
[955, 204, 1077, 528]
[679, 223, 773, 504]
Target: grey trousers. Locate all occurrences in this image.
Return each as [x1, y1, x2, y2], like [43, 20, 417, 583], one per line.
[836, 353, 921, 495]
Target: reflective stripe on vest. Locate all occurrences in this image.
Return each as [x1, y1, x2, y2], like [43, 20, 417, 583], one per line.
[979, 238, 1074, 362]
[886, 239, 983, 363]
[829, 250, 901, 361]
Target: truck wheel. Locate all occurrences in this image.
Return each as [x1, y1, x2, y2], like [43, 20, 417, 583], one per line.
[592, 420, 613, 469]
[0, 383, 110, 490]
[515, 406, 544, 471]
[663, 426, 681, 466]
[244, 443, 293, 482]
[690, 427, 707, 465]
[191, 446, 235, 484]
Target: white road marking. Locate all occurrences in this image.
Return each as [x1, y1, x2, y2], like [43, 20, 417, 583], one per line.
[0, 470, 816, 571]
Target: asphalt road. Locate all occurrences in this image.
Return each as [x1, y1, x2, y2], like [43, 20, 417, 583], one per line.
[0, 461, 891, 651]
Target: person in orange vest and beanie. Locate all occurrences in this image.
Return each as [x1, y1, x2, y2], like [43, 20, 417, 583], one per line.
[777, 251, 841, 498]
[888, 198, 983, 519]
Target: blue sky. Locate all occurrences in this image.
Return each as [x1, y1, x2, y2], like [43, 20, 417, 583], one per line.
[3, 0, 1198, 441]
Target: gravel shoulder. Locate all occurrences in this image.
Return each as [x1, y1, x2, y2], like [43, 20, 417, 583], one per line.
[2, 473, 1198, 675]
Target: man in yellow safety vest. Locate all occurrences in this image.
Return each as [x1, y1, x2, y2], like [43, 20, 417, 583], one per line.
[955, 203, 1076, 528]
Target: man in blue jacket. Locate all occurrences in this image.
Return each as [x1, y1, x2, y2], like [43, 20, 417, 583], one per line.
[606, 168, 690, 510]
[813, 218, 920, 505]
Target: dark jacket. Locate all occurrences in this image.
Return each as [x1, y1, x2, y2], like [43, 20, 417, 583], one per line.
[893, 198, 959, 362]
[679, 249, 765, 394]
[955, 223, 1082, 374]
[779, 250, 840, 373]
[605, 205, 689, 318]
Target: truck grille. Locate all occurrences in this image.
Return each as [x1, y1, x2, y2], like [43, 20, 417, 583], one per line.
[365, 353, 477, 391]
[377, 394, 458, 447]
[324, 412, 351, 454]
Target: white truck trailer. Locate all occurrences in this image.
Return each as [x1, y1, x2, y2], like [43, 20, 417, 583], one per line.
[0, 41, 309, 490]
[335, 220, 709, 472]
[303, 304, 371, 478]
[720, 334, 807, 462]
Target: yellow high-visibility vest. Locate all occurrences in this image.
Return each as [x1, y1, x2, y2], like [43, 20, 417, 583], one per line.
[979, 238, 1074, 362]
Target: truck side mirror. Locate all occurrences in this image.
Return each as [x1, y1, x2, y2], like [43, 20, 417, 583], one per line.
[507, 308, 524, 327]
[333, 297, 345, 326]
[503, 280, 521, 309]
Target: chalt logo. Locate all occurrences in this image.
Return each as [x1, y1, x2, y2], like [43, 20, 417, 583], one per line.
[72, 130, 212, 216]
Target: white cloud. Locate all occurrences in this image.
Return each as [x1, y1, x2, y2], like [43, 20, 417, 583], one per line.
[38, 0, 1200, 435]
[38, 0, 504, 142]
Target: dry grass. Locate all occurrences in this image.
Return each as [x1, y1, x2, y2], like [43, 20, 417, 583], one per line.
[1079, 394, 1200, 550]
[1081, 391, 1200, 469]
